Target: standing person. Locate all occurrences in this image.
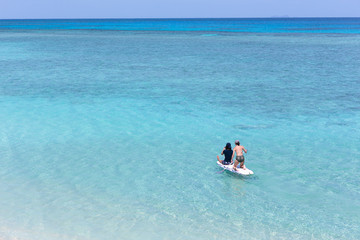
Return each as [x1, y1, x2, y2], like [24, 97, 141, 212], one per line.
[217, 143, 233, 165]
[232, 140, 247, 170]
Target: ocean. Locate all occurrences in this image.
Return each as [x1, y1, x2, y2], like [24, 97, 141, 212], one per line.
[0, 18, 359, 239]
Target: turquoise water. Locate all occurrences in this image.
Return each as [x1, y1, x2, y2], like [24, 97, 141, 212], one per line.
[1, 18, 360, 33]
[0, 19, 360, 239]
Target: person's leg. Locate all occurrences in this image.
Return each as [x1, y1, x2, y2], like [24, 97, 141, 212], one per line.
[233, 160, 239, 170]
[240, 156, 246, 169]
[217, 156, 225, 164]
[240, 161, 245, 169]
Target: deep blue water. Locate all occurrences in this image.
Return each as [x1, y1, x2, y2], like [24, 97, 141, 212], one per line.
[0, 19, 359, 239]
[1, 18, 360, 33]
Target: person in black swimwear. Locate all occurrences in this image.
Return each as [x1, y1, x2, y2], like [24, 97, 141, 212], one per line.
[217, 142, 233, 165]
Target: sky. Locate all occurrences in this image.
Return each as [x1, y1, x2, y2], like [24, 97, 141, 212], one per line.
[1, 0, 360, 19]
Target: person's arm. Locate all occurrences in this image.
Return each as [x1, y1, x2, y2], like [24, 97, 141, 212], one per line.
[221, 147, 225, 155]
[243, 146, 247, 154]
[231, 149, 235, 164]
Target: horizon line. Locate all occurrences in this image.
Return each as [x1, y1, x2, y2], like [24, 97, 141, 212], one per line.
[1, 16, 360, 21]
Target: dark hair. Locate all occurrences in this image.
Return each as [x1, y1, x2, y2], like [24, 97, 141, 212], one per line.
[225, 142, 232, 150]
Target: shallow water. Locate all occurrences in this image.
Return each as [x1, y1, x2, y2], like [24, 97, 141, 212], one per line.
[0, 19, 360, 239]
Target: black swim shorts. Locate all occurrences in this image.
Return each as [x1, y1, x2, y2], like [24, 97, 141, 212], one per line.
[236, 155, 244, 162]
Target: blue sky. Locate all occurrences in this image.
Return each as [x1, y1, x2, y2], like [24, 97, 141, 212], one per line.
[1, 0, 360, 19]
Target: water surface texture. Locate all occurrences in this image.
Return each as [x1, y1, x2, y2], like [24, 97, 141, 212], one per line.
[0, 19, 360, 239]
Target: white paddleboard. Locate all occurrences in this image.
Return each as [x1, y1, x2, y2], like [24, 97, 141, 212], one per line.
[217, 161, 254, 175]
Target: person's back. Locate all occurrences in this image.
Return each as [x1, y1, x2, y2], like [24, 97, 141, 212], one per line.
[234, 145, 245, 156]
[222, 149, 233, 164]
